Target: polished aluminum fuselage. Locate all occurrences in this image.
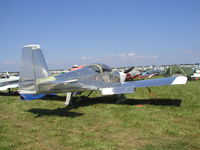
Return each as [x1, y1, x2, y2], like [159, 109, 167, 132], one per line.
[36, 65, 121, 94]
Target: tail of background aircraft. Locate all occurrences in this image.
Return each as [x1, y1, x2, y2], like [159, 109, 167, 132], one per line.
[19, 44, 50, 94]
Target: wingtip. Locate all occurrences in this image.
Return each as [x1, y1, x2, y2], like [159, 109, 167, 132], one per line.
[171, 76, 188, 85]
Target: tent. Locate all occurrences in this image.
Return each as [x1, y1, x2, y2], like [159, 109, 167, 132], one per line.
[165, 66, 193, 79]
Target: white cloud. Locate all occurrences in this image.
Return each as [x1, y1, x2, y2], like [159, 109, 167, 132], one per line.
[118, 53, 135, 57]
[117, 52, 157, 60]
[147, 55, 158, 59]
[117, 53, 146, 60]
[171, 56, 176, 59]
[0, 60, 19, 72]
[81, 56, 89, 60]
[76, 52, 159, 67]
[184, 50, 193, 55]
[47, 52, 160, 69]
[2, 60, 15, 65]
[112, 53, 155, 61]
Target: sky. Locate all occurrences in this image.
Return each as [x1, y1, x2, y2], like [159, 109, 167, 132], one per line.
[0, 0, 200, 71]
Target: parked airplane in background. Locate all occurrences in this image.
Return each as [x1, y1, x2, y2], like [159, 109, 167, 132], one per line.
[18, 45, 188, 105]
[191, 70, 200, 78]
[0, 72, 19, 91]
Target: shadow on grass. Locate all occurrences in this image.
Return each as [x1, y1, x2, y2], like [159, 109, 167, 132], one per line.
[126, 99, 182, 106]
[0, 91, 19, 96]
[69, 97, 182, 110]
[27, 107, 84, 118]
[26, 95, 182, 117]
[41, 95, 182, 108]
[0, 92, 182, 107]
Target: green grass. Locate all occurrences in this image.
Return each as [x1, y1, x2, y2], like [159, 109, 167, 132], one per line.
[0, 80, 200, 150]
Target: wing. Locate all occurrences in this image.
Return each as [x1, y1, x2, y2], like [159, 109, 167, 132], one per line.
[124, 76, 187, 88]
[101, 76, 187, 95]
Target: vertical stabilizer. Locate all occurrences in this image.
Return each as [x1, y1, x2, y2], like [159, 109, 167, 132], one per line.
[19, 44, 49, 94]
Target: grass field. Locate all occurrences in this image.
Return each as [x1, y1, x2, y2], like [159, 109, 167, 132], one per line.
[0, 80, 200, 150]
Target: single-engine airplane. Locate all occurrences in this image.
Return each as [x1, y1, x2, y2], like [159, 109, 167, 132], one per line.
[0, 72, 19, 92]
[19, 45, 187, 105]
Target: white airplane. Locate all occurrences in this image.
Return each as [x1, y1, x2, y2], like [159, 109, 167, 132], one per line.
[0, 72, 19, 91]
[191, 70, 200, 78]
[18, 45, 188, 104]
